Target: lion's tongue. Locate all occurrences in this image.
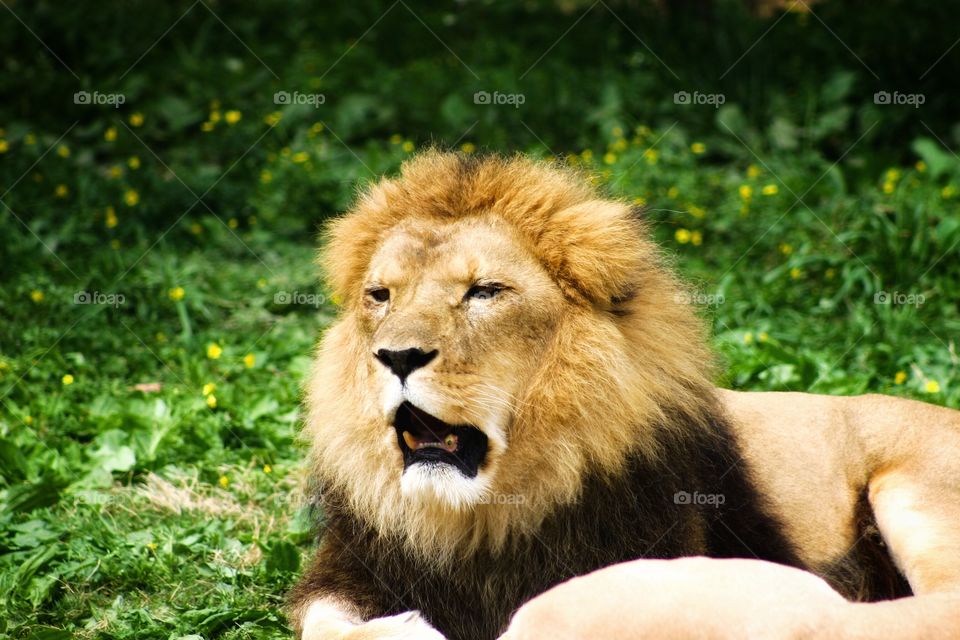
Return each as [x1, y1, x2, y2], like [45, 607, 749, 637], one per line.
[402, 430, 459, 453]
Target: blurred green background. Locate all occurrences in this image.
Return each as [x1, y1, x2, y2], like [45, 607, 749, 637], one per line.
[2, 1, 960, 637]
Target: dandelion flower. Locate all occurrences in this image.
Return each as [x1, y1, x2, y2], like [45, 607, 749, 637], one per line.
[228, 218, 239, 229]
[105, 206, 118, 228]
[189, 223, 203, 235]
[62, 374, 74, 385]
[894, 371, 907, 385]
[129, 112, 144, 127]
[761, 184, 779, 196]
[943, 185, 957, 199]
[24, 415, 33, 425]
[224, 110, 242, 125]
[675, 228, 691, 244]
[207, 343, 223, 360]
[104, 127, 117, 142]
[882, 181, 894, 194]
[124, 189, 139, 206]
[201, 121, 215, 133]
[915, 161, 927, 173]
[243, 353, 256, 368]
[790, 267, 802, 279]
[925, 380, 941, 394]
[746, 164, 760, 178]
[168, 286, 185, 301]
[264, 112, 282, 126]
[202, 382, 216, 396]
[690, 142, 706, 154]
[292, 151, 309, 163]
[218, 475, 229, 487]
[0, 140, 9, 153]
[690, 230, 703, 246]
[739, 185, 753, 200]
[207, 394, 218, 408]
[758, 332, 769, 343]
[743, 332, 754, 345]
[54, 184, 69, 198]
[667, 186, 679, 198]
[389, 134, 403, 145]
[30, 290, 44, 303]
[309, 122, 324, 136]
[779, 243, 793, 256]
[210, 110, 222, 124]
[109, 165, 123, 179]
[128, 156, 140, 170]
[263, 464, 272, 474]
[643, 149, 658, 165]
[260, 170, 272, 184]
[401, 140, 414, 153]
[146, 542, 158, 551]
[24, 133, 36, 145]
[603, 152, 617, 165]
[57, 144, 70, 158]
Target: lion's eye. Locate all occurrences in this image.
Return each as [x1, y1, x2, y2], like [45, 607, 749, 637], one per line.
[465, 284, 501, 301]
[367, 287, 390, 303]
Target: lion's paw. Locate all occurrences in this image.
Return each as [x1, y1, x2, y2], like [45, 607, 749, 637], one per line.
[345, 611, 446, 640]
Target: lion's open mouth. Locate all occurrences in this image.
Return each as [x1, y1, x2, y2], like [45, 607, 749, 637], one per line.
[393, 401, 488, 478]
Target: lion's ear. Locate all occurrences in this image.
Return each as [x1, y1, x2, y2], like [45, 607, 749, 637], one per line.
[537, 199, 652, 305]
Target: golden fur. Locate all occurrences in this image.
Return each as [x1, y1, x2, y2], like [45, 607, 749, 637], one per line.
[304, 151, 719, 559]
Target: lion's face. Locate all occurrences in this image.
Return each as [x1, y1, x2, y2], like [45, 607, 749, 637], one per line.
[306, 152, 715, 553]
[359, 217, 565, 506]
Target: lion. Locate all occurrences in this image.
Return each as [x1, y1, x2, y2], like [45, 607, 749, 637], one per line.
[288, 151, 960, 639]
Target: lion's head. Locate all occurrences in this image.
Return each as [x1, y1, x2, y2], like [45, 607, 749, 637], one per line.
[305, 151, 716, 560]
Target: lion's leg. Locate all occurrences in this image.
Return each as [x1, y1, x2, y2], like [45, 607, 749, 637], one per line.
[844, 593, 960, 638]
[869, 466, 960, 594]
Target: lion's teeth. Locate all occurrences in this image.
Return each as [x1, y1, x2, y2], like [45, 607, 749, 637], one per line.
[402, 431, 418, 450]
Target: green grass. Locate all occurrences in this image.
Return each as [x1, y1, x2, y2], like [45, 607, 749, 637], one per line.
[3, 1, 960, 638]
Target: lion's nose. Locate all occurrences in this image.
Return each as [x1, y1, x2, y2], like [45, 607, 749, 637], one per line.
[374, 347, 437, 382]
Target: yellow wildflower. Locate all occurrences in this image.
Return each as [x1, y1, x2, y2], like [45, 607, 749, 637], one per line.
[739, 185, 753, 200]
[761, 184, 779, 196]
[690, 142, 706, 154]
[30, 290, 44, 303]
[24, 416, 33, 425]
[146, 542, 158, 551]
[292, 151, 309, 163]
[202, 383, 216, 396]
[207, 394, 218, 409]
[55, 184, 69, 198]
[57, 144, 70, 158]
[129, 112, 144, 127]
[643, 149, 658, 165]
[925, 380, 941, 394]
[264, 112, 282, 126]
[0, 140, 8, 153]
[309, 122, 324, 136]
[743, 332, 754, 345]
[667, 186, 679, 199]
[224, 110, 242, 125]
[882, 181, 895, 194]
[675, 228, 691, 244]
[779, 243, 793, 256]
[758, 332, 769, 343]
[128, 156, 140, 170]
[105, 206, 118, 228]
[104, 127, 117, 142]
[260, 169, 272, 184]
[603, 152, 617, 165]
[894, 371, 907, 385]
[633, 196, 647, 207]
[790, 267, 802, 279]
[218, 475, 229, 487]
[124, 189, 139, 206]
[689, 205, 705, 218]
[168, 286, 185, 301]
[389, 134, 403, 145]
[943, 185, 957, 199]
[190, 223, 202, 235]
[209, 110, 222, 124]
[825, 268, 836, 280]
[62, 374, 74, 386]
[690, 230, 703, 246]
[401, 140, 414, 153]
[885, 168, 901, 182]
[263, 464, 272, 474]
[746, 164, 760, 178]
[109, 165, 123, 179]
[243, 353, 256, 368]
[228, 218, 238, 229]
[25, 133, 36, 145]
[206, 343, 223, 360]
[201, 121, 215, 133]
[915, 161, 926, 173]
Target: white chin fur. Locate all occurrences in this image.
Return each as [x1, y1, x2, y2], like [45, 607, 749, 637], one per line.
[400, 463, 492, 509]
